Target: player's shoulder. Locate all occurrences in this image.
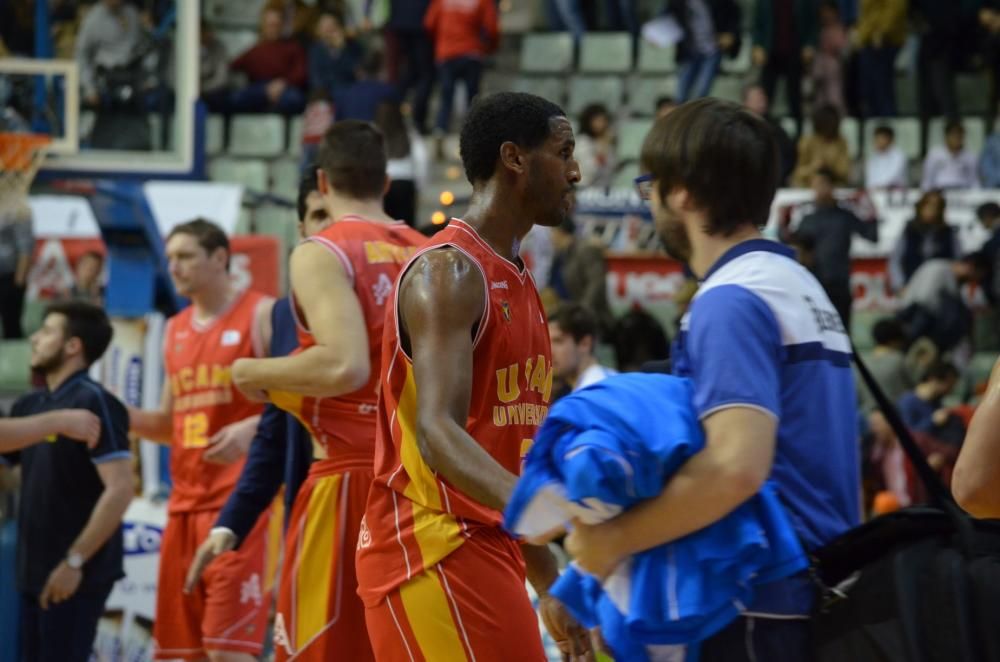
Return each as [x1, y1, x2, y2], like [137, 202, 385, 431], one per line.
[74, 378, 128, 419]
[11, 390, 44, 416]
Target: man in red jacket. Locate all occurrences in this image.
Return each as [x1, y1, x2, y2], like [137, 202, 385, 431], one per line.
[425, 0, 499, 153]
[229, 6, 307, 114]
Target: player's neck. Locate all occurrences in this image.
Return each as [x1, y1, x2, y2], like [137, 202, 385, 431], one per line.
[688, 221, 762, 279]
[328, 195, 396, 225]
[462, 186, 532, 262]
[190, 279, 237, 322]
[45, 358, 88, 392]
[569, 355, 597, 388]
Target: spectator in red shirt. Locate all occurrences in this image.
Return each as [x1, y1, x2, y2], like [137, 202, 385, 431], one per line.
[229, 6, 308, 114]
[425, 0, 499, 149]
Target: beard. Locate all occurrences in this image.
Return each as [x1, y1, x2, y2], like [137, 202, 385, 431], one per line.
[656, 212, 692, 264]
[31, 347, 65, 375]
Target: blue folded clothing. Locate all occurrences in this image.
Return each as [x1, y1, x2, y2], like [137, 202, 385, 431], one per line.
[504, 373, 807, 662]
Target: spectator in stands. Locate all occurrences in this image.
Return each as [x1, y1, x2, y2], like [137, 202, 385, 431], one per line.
[781, 167, 878, 328]
[656, 96, 679, 118]
[308, 11, 363, 101]
[922, 121, 981, 191]
[752, 0, 818, 136]
[546, 217, 613, 334]
[897, 361, 960, 437]
[855, 0, 907, 118]
[387, 0, 435, 135]
[856, 318, 918, 415]
[425, 0, 499, 156]
[0, 206, 33, 339]
[612, 307, 671, 372]
[897, 253, 989, 353]
[229, 6, 307, 114]
[865, 125, 909, 189]
[912, 1, 979, 124]
[67, 251, 105, 306]
[549, 304, 617, 392]
[200, 21, 231, 113]
[376, 102, 429, 226]
[742, 83, 796, 184]
[333, 50, 400, 122]
[982, 4, 1000, 129]
[978, 202, 1000, 303]
[980, 112, 1000, 187]
[791, 104, 851, 187]
[575, 104, 617, 189]
[667, 0, 742, 103]
[75, 0, 147, 108]
[811, 1, 848, 116]
[888, 190, 959, 291]
[264, 0, 321, 40]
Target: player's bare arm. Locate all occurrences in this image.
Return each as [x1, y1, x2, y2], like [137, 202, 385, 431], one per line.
[523, 543, 593, 659]
[953, 358, 1000, 517]
[40, 457, 133, 608]
[0, 410, 100, 452]
[402, 248, 518, 511]
[232, 241, 370, 399]
[126, 377, 174, 445]
[564, 407, 777, 579]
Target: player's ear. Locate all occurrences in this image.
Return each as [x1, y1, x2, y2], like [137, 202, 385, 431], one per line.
[499, 141, 526, 176]
[317, 167, 332, 196]
[64, 335, 84, 361]
[383, 175, 392, 197]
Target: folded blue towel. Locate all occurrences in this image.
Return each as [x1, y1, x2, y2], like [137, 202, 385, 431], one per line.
[504, 374, 808, 662]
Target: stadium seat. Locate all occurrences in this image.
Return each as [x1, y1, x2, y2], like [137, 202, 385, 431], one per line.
[255, 204, 298, 254]
[709, 75, 743, 103]
[568, 76, 625, 115]
[579, 33, 633, 74]
[288, 116, 303, 156]
[927, 117, 986, 155]
[520, 33, 574, 74]
[20, 299, 46, 336]
[842, 117, 861, 160]
[637, 40, 675, 74]
[205, 115, 225, 155]
[208, 158, 269, 192]
[864, 118, 921, 161]
[271, 158, 301, 201]
[894, 77, 918, 116]
[628, 76, 677, 116]
[958, 73, 992, 115]
[974, 309, 1000, 352]
[228, 115, 286, 157]
[215, 29, 258, 60]
[720, 36, 752, 74]
[0, 340, 31, 394]
[512, 76, 567, 105]
[234, 207, 252, 235]
[205, 0, 266, 28]
[617, 119, 654, 162]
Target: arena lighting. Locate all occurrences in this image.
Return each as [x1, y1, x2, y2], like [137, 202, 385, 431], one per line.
[439, 190, 455, 206]
[431, 211, 447, 225]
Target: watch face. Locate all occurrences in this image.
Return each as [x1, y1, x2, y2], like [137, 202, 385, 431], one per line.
[67, 553, 84, 569]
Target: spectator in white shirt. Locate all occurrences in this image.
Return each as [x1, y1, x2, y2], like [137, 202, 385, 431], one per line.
[865, 125, 908, 189]
[549, 304, 617, 393]
[922, 121, 980, 190]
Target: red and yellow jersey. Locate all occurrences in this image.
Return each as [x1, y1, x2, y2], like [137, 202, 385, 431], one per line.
[356, 218, 553, 606]
[269, 216, 425, 462]
[164, 288, 268, 513]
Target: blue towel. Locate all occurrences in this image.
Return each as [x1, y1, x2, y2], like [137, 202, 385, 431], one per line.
[504, 374, 808, 662]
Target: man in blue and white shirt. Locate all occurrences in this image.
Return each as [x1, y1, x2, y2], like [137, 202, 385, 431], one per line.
[564, 98, 860, 662]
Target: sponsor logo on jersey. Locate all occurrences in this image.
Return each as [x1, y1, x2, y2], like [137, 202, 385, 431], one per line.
[491, 280, 509, 290]
[221, 329, 242, 346]
[501, 301, 512, 322]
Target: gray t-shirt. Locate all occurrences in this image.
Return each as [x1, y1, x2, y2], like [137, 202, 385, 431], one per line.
[900, 258, 959, 314]
[0, 209, 34, 277]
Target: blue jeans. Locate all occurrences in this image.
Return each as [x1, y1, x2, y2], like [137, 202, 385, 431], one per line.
[677, 51, 722, 102]
[549, 0, 586, 43]
[229, 81, 305, 114]
[435, 56, 483, 133]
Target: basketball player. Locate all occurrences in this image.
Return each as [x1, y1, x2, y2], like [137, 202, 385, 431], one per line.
[356, 92, 591, 661]
[226, 121, 425, 661]
[128, 219, 275, 662]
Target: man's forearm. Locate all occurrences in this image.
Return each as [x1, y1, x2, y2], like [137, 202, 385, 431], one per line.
[0, 413, 70, 452]
[244, 347, 367, 398]
[69, 483, 133, 561]
[417, 417, 517, 512]
[522, 543, 560, 596]
[127, 407, 173, 445]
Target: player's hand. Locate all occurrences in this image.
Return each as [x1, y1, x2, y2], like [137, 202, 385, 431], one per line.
[538, 594, 594, 661]
[564, 519, 626, 582]
[232, 358, 269, 403]
[39, 561, 83, 609]
[184, 529, 237, 593]
[203, 418, 256, 464]
[51, 410, 101, 447]
[265, 79, 287, 103]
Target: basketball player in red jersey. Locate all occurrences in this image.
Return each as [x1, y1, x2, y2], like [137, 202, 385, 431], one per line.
[128, 219, 275, 662]
[357, 92, 592, 661]
[225, 121, 425, 661]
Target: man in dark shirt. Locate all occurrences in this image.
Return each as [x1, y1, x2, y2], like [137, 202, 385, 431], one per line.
[5, 301, 133, 662]
[782, 167, 879, 329]
[183, 171, 331, 589]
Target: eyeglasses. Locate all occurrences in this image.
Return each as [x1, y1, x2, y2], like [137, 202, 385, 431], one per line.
[634, 174, 653, 200]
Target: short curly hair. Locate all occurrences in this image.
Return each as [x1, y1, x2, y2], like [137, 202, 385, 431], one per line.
[459, 92, 566, 185]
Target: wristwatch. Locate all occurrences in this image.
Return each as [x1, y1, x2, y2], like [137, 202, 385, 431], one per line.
[66, 551, 84, 570]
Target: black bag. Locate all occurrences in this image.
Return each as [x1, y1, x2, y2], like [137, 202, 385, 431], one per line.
[809, 351, 1000, 662]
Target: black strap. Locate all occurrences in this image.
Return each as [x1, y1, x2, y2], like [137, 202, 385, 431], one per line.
[852, 348, 954, 508]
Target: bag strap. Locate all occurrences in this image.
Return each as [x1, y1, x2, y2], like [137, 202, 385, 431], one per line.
[852, 347, 954, 507]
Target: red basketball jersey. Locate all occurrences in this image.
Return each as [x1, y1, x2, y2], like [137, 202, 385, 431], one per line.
[269, 216, 425, 462]
[356, 218, 554, 606]
[163, 288, 268, 513]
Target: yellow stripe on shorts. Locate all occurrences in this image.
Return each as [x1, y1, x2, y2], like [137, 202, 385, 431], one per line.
[294, 473, 342, 648]
[399, 566, 469, 661]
